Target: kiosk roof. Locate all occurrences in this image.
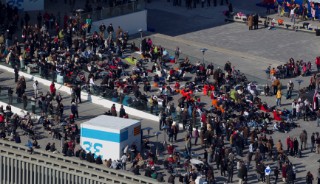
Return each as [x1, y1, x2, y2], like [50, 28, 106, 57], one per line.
[81, 115, 140, 130]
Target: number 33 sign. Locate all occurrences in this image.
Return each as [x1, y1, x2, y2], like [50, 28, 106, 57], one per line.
[83, 141, 103, 159]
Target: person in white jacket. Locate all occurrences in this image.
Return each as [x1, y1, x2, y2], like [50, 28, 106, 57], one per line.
[33, 80, 39, 98]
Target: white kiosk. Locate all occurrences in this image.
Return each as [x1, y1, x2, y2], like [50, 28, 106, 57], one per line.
[80, 115, 141, 160]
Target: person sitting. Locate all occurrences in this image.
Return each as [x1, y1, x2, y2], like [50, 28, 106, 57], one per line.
[96, 156, 103, 165]
[14, 133, 21, 143]
[50, 143, 56, 152]
[32, 139, 40, 148]
[167, 144, 174, 155]
[167, 155, 175, 164]
[273, 122, 279, 131]
[45, 143, 51, 151]
[132, 165, 140, 175]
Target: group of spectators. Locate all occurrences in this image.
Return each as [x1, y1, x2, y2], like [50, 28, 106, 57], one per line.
[0, 1, 319, 184]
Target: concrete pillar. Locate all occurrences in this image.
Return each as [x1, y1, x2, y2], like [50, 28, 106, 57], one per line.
[15, 158, 18, 184]
[26, 162, 29, 184]
[22, 162, 26, 184]
[0, 156, 3, 184]
[61, 170, 64, 184]
[28, 163, 34, 183]
[45, 167, 48, 184]
[6, 157, 9, 184]
[10, 158, 14, 184]
[48, 168, 52, 184]
[41, 165, 45, 184]
[70, 175, 76, 184]
[37, 165, 41, 184]
[18, 159, 22, 184]
[33, 164, 37, 184]
[75, 175, 78, 184]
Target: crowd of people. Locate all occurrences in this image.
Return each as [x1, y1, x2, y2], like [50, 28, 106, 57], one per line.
[0, 1, 319, 184]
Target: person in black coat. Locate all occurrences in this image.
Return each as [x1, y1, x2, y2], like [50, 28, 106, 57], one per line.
[119, 105, 126, 118]
[253, 14, 259, 30]
[168, 174, 175, 183]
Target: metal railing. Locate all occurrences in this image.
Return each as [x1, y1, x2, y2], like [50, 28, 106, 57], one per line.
[0, 139, 157, 184]
[80, 1, 146, 21]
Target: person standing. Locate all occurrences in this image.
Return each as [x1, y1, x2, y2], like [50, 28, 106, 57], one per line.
[193, 127, 199, 145]
[311, 133, 316, 152]
[8, 88, 13, 105]
[315, 56, 320, 72]
[111, 104, 117, 116]
[120, 153, 127, 170]
[300, 130, 308, 151]
[290, 6, 296, 24]
[227, 161, 234, 183]
[30, 96, 36, 114]
[75, 85, 81, 103]
[14, 65, 19, 83]
[107, 23, 114, 40]
[265, 165, 271, 184]
[50, 82, 56, 97]
[293, 138, 299, 156]
[306, 171, 314, 184]
[286, 80, 294, 99]
[22, 93, 28, 110]
[248, 14, 253, 30]
[276, 90, 282, 106]
[119, 105, 126, 118]
[274, 166, 279, 184]
[33, 80, 39, 98]
[71, 102, 78, 119]
[99, 23, 106, 39]
[317, 110, 320, 127]
[86, 15, 92, 34]
[253, 14, 259, 29]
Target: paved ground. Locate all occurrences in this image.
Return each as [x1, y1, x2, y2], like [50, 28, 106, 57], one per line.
[1, 0, 320, 183]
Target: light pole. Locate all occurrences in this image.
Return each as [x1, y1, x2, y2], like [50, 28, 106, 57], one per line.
[200, 48, 207, 65]
[138, 28, 143, 53]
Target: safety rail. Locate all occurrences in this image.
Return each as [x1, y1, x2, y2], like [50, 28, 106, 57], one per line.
[0, 139, 157, 184]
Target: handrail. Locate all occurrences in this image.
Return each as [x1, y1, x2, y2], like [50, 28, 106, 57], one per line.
[0, 139, 158, 184]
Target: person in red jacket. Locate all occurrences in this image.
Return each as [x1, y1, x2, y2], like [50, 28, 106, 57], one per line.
[315, 56, 320, 72]
[50, 82, 56, 97]
[286, 136, 291, 152]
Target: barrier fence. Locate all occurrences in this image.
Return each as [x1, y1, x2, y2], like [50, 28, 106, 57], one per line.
[0, 139, 157, 184]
